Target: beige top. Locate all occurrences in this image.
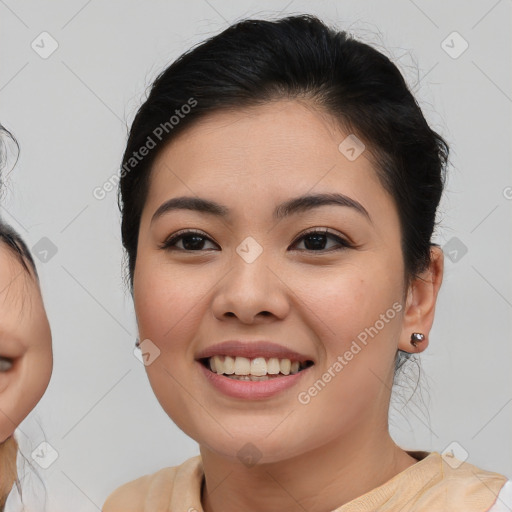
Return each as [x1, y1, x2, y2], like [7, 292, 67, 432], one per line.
[102, 451, 509, 511]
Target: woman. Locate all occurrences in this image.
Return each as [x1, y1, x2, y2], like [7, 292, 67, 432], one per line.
[103, 15, 511, 511]
[0, 126, 53, 510]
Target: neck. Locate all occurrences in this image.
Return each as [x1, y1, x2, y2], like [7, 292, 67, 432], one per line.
[200, 425, 418, 512]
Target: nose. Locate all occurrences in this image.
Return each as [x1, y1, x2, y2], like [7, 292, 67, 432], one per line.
[211, 252, 290, 324]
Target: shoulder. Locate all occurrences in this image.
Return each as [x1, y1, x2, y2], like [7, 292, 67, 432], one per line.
[102, 468, 177, 512]
[102, 455, 202, 512]
[422, 453, 510, 510]
[102, 472, 154, 512]
[488, 480, 512, 511]
[384, 451, 510, 511]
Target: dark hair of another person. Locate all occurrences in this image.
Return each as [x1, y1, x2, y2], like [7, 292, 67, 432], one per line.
[0, 220, 38, 278]
[0, 125, 38, 278]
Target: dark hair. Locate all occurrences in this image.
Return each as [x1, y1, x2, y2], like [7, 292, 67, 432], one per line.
[0, 220, 38, 278]
[0, 125, 38, 278]
[119, 14, 448, 292]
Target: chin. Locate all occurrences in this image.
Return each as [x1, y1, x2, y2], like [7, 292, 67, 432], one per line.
[198, 431, 302, 466]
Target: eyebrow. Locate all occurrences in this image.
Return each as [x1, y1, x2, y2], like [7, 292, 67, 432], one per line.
[151, 193, 372, 225]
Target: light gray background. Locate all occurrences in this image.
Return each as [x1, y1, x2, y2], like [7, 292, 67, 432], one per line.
[1, 1, 511, 510]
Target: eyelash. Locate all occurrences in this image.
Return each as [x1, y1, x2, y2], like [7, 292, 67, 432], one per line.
[160, 228, 352, 253]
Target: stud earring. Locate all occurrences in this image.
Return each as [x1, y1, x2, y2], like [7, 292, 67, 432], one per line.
[410, 332, 425, 347]
[135, 339, 140, 348]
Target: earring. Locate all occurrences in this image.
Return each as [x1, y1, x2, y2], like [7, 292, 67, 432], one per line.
[410, 332, 425, 347]
[135, 338, 140, 348]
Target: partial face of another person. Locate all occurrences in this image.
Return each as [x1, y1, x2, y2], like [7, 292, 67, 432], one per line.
[0, 245, 52, 442]
[132, 100, 433, 462]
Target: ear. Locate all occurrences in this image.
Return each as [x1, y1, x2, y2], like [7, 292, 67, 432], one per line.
[398, 245, 444, 354]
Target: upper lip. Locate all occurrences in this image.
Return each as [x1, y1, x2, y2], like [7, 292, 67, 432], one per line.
[195, 340, 315, 363]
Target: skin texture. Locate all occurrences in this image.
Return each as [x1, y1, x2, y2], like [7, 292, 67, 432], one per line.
[115, 99, 444, 511]
[0, 246, 53, 442]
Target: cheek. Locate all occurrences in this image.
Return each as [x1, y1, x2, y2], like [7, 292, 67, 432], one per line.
[133, 257, 208, 356]
[297, 262, 403, 407]
[133, 255, 216, 377]
[0, 347, 52, 442]
[133, 262, 208, 439]
[0, 301, 53, 440]
[296, 261, 401, 339]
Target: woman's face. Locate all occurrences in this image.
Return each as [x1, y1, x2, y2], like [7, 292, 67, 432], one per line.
[0, 247, 52, 442]
[133, 100, 422, 462]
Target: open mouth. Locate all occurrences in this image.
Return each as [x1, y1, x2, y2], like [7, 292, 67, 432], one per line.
[199, 356, 314, 381]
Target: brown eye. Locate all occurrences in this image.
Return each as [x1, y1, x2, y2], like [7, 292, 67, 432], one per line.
[0, 356, 14, 372]
[290, 228, 352, 252]
[160, 230, 218, 252]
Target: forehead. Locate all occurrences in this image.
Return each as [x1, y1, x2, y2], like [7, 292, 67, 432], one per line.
[145, 100, 396, 224]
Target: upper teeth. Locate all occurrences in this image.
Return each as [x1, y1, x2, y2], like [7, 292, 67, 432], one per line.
[208, 355, 303, 376]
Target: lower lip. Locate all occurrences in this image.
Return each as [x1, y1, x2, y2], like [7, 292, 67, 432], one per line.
[197, 361, 311, 400]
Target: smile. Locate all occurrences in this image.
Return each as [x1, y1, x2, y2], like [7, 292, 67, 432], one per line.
[198, 356, 315, 399]
[200, 355, 314, 381]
